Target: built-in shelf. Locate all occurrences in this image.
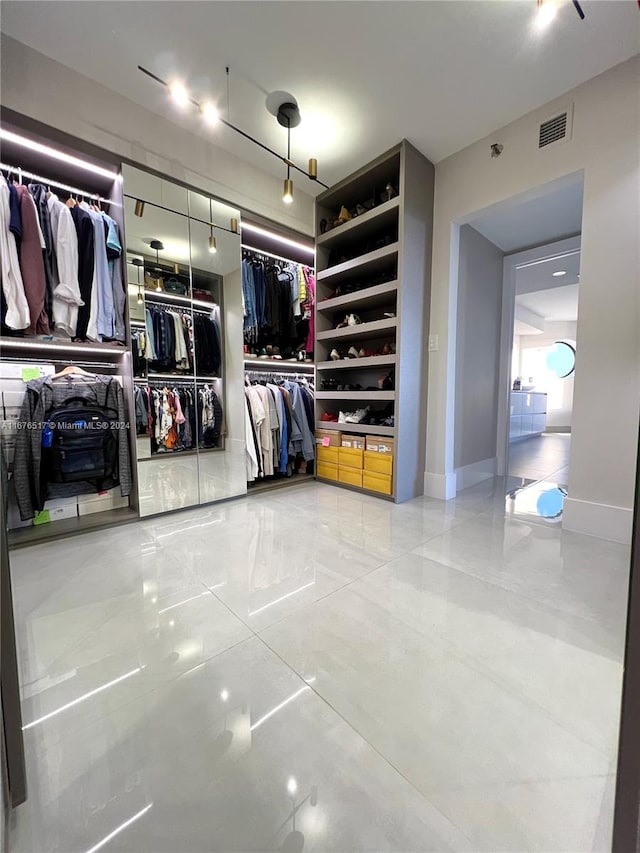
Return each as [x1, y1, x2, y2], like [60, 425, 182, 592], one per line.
[0, 337, 128, 358]
[316, 390, 395, 401]
[316, 197, 400, 247]
[316, 243, 399, 285]
[317, 280, 399, 314]
[144, 291, 218, 311]
[8, 506, 138, 549]
[316, 354, 397, 371]
[317, 317, 397, 342]
[138, 447, 223, 462]
[135, 374, 222, 382]
[315, 420, 395, 437]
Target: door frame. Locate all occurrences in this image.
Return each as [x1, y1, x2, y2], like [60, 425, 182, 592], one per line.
[496, 235, 582, 478]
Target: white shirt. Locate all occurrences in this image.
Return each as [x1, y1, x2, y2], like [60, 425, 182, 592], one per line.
[47, 194, 83, 337]
[0, 179, 29, 330]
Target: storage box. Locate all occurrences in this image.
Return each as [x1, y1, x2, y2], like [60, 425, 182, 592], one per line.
[317, 460, 338, 481]
[338, 466, 363, 488]
[338, 446, 363, 469]
[365, 435, 395, 454]
[33, 497, 79, 525]
[364, 450, 393, 476]
[363, 470, 393, 495]
[317, 444, 339, 464]
[315, 429, 342, 447]
[341, 436, 366, 449]
[77, 488, 129, 516]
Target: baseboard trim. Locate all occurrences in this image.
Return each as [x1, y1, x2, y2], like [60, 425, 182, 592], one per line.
[424, 471, 457, 501]
[455, 457, 497, 492]
[563, 497, 633, 545]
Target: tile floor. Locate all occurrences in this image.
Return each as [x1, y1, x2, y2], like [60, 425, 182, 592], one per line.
[8, 477, 629, 852]
[508, 432, 571, 484]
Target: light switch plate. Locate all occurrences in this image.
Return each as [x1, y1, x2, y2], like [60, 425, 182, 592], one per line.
[429, 335, 439, 352]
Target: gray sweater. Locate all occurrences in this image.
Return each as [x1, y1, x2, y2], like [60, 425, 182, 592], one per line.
[13, 375, 132, 520]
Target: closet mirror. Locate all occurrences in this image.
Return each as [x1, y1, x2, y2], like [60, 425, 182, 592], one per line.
[188, 190, 246, 504]
[122, 165, 246, 517]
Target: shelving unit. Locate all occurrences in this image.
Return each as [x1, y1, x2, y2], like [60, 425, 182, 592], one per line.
[314, 140, 434, 502]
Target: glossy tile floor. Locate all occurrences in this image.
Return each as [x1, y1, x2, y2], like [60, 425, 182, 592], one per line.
[508, 432, 571, 484]
[9, 478, 630, 852]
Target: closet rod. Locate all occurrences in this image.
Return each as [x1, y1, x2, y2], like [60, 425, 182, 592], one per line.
[0, 163, 114, 206]
[241, 243, 315, 268]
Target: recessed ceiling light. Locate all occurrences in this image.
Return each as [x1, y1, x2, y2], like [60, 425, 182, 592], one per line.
[552, 270, 567, 277]
[536, 0, 557, 28]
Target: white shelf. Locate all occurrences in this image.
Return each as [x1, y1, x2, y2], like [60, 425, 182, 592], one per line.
[317, 317, 397, 342]
[315, 421, 395, 437]
[316, 280, 398, 314]
[316, 390, 395, 401]
[316, 243, 399, 284]
[0, 337, 128, 358]
[316, 354, 397, 371]
[243, 358, 314, 371]
[316, 197, 400, 247]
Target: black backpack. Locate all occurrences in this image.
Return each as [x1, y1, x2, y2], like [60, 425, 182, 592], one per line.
[42, 397, 119, 488]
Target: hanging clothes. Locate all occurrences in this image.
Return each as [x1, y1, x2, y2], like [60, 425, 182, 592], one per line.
[13, 374, 132, 520]
[47, 193, 83, 337]
[0, 178, 29, 331]
[14, 185, 50, 335]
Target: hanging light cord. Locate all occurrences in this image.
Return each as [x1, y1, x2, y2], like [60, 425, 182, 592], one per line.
[138, 65, 329, 189]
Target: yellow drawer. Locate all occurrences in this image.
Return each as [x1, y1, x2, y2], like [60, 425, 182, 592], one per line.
[317, 461, 338, 481]
[338, 446, 363, 469]
[338, 466, 363, 488]
[363, 470, 393, 495]
[364, 451, 393, 476]
[317, 445, 339, 464]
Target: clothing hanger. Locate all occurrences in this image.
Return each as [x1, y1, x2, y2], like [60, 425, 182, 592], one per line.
[52, 365, 97, 380]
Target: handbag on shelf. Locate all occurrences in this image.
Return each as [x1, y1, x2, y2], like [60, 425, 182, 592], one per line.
[164, 277, 189, 296]
[192, 288, 214, 303]
[144, 273, 164, 292]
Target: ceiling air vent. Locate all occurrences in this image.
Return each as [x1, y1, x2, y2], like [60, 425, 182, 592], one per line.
[539, 111, 569, 149]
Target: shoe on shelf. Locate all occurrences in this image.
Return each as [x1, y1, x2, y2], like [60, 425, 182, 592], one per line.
[383, 311, 396, 319]
[321, 412, 338, 422]
[335, 316, 349, 329]
[347, 313, 362, 326]
[338, 411, 348, 424]
[330, 348, 341, 361]
[337, 205, 352, 223]
[345, 406, 370, 424]
[347, 346, 359, 359]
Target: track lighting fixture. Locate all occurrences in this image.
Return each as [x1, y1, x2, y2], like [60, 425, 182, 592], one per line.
[230, 218, 239, 234]
[138, 65, 329, 203]
[149, 240, 164, 288]
[208, 199, 217, 253]
[535, 0, 585, 26]
[169, 81, 190, 108]
[134, 199, 145, 217]
[202, 102, 219, 126]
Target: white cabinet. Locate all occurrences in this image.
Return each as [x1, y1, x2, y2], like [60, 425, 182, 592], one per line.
[510, 391, 547, 441]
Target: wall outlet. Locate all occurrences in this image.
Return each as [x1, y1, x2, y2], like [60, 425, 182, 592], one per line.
[429, 335, 439, 352]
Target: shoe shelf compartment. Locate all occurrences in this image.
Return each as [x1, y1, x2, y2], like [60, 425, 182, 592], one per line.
[315, 149, 401, 221]
[316, 317, 397, 342]
[316, 243, 399, 285]
[317, 354, 397, 371]
[315, 421, 395, 437]
[316, 390, 395, 401]
[317, 280, 399, 314]
[316, 197, 400, 249]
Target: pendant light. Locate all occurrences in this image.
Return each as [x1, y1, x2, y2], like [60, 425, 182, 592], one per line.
[208, 198, 217, 253]
[134, 199, 145, 217]
[282, 110, 294, 205]
[149, 240, 164, 289]
[132, 257, 144, 304]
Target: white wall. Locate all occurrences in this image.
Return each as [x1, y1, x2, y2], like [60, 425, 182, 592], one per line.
[0, 35, 315, 235]
[426, 56, 639, 543]
[518, 320, 577, 430]
[454, 225, 503, 471]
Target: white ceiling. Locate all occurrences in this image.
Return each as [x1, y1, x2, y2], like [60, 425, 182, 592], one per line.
[2, 1, 638, 187]
[517, 282, 580, 323]
[468, 173, 584, 252]
[516, 249, 581, 294]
